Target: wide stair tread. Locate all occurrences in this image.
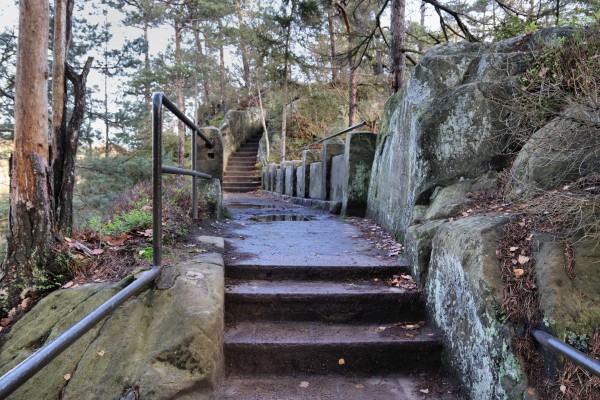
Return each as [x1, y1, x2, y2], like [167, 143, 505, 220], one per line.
[215, 373, 459, 400]
[225, 279, 424, 323]
[225, 321, 441, 374]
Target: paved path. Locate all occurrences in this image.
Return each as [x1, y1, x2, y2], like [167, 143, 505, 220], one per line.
[214, 192, 463, 400]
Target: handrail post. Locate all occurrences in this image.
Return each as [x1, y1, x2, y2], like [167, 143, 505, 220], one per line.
[152, 92, 163, 267]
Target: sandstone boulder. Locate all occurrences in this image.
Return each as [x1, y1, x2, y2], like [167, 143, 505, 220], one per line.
[0, 254, 224, 400]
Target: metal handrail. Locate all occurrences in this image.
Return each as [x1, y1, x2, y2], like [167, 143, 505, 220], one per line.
[532, 328, 600, 377]
[278, 121, 366, 162]
[0, 92, 213, 398]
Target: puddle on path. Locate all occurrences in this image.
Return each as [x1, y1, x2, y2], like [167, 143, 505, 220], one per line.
[227, 203, 278, 209]
[249, 215, 314, 222]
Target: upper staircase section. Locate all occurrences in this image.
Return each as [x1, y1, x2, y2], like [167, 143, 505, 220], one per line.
[223, 132, 262, 193]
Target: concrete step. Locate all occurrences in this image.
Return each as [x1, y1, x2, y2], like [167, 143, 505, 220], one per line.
[225, 321, 442, 375]
[225, 280, 424, 323]
[225, 264, 410, 281]
[213, 373, 462, 400]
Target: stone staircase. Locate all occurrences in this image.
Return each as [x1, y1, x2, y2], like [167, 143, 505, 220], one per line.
[218, 263, 448, 398]
[222, 133, 262, 192]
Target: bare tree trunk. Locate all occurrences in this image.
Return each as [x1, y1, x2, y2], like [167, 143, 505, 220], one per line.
[56, 59, 93, 235]
[390, 0, 406, 93]
[217, 20, 227, 112]
[336, 3, 356, 126]
[257, 83, 269, 160]
[175, 22, 185, 166]
[143, 20, 151, 114]
[327, 6, 338, 83]
[194, 25, 212, 117]
[281, 22, 292, 160]
[418, 1, 426, 53]
[3, 0, 54, 307]
[236, 1, 251, 88]
[51, 0, 67, 164]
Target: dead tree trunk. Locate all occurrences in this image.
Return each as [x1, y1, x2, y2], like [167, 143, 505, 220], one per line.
[3, 0, 54, 309]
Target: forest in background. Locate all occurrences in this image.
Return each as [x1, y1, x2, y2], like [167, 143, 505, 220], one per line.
[0, 0, 597, 266]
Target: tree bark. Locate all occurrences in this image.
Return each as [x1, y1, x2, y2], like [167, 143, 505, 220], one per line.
[236, 1, 251, 88]
[390, 0, 406, 93]
[3, 0, 54, 306]
[55, 58, 93, 235]
[51, 0, 67, 164]
[218, 20, 227, 112]
[175, 22, 185, 167]
[336, 2, 356, 126]
[327, 6, 338, 83]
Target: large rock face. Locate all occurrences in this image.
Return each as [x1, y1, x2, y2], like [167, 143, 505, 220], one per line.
[427, 216, 526, 399]
[366, 27, 599, 400]
[505, 105, 600, 200]
[0, 254, 224, 400]
[367, 28, 580, 241]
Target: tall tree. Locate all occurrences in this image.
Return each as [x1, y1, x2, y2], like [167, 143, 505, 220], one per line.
[390, 0, 406, 93]
[336, 2, 357, 126]
[3, 0, 54, 306]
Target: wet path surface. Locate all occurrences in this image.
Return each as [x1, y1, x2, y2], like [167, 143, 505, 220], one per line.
[223, 193, 407, 267]
[214, 192, 463, 400]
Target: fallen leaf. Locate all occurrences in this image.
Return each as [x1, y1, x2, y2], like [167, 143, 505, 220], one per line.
[63, 374, 71, 381]
[89, 248, 104, 255]
[338, 358, 345, 365]
[97, 350, 105, 357]
[509, 246, 519, 252]
[105, 234, 130, 246]
[20, 298, 30, 309]
[64, 237, 73, 243]
[0, 318, 10, 327]
[559, 385, 566, 393]
[518, 255, 530, 264]
[355, 384, 364, 389]
[62, 281, 74, 289]
[420, 388, 429, 394]
[514, 269, 525, 277]
[299, 381, 309, 388]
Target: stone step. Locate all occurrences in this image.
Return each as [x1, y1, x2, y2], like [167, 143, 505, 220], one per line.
[227, 161, 257, 167]
[223, 180, 262, 186]
[225, 280, 424, 323]
[213, 373, 461, 400]
[225, 166, 257, 172]
[229, 154, 257, 159]
[223, 186, 261, 193]
[224, 172, 260, 178]
[225, 321, 442, 375]
[225, 264, 410, 281]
